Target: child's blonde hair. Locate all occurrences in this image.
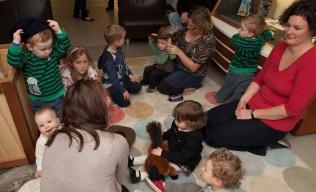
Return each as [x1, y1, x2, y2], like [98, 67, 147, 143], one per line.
[104, 24, 126, 45]
[26, 29, 53, 46]
[66, 46, 96, 82]
[172, 100, 207, 130]
[208, 148, 244, 189]
[242, 14, 266, 36]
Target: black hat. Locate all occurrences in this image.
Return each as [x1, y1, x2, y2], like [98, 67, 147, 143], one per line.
[10, 17, 49, 43]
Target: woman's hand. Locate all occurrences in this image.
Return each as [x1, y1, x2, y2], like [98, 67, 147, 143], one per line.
[151, 147, 162, 156]
[167, 44, 181, 55]
[235, 109, 252, 120]
[236, 100, 247, 112]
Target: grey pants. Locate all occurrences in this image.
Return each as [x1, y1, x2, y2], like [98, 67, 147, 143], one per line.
[216, 69, 254, 102]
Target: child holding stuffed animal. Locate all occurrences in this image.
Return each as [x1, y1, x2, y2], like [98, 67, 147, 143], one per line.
[129, 100, 207, 185]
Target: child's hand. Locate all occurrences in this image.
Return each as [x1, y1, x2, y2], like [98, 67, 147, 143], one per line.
[12, 29, 23, 44]
[151, 147, 162, 156]
[123, 90, 130, 100]
[129, 74, 137, 82]
[47, 20, 62, 34]
[35, 170, 42, 178]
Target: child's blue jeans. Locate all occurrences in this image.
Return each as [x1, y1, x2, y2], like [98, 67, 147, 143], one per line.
[216, 69, 254, 103]
[108, 78, 141, 108]
[31, 96, 64, 118]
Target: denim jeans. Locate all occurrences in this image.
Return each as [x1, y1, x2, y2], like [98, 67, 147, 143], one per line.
[158, 69, 204, 95]
[31, 96, 64, 118]
[108, 78, 141, 107]
[216, 69, 254, 102]
[168, 12, 183, 29]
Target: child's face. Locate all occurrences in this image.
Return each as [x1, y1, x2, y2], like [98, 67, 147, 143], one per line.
[35, 111, 59, 137]
[157, 39, 169, 51]
[113, 33, 126, 47]
[200, 160, 222, 188]
[238, 22, 254, 38]
[27, 39, 53, 59]
[175, 120, 189, 131]
[72, 54, 89, 76]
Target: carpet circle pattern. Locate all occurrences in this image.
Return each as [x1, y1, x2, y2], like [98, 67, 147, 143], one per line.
[283, 166, 316, 192]
[264, 149, 296, 167]
[109, 106, 125, 124]
[125, 101, 154, 119]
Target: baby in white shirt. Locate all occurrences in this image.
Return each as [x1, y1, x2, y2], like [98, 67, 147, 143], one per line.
[34, 107, 60, 177]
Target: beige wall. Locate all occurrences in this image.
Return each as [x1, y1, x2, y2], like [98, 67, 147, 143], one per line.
[271, 0, 295, 19]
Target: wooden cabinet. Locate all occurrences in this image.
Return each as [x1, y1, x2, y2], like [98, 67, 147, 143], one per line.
[0, 44, 37, 168]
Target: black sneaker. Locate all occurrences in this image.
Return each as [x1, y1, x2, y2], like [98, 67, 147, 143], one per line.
[146, 87, 155, 93]
[268, 139, 291, 150]
[179, 165, 191, 176]
[139, 79, 149, 86]
[129, 167, 141, 184]
[168, 95, 183, 102]
[128, 155, 134, 168]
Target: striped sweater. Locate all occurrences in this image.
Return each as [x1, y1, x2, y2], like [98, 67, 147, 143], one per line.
[7, 31, 71, 102]
[229, 30, 272, 73]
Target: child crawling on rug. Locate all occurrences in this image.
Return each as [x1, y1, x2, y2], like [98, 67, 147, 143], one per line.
[164, 148, 244, 192]
[128, 100, 207, 189]
[140, 26, 179, 93]
[34, 107, 61, 177]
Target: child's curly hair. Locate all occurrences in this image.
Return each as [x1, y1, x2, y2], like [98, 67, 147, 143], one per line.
[208, 148, 244, 189]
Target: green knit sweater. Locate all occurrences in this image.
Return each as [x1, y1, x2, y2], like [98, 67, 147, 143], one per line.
[229, 30, 272, 73]
[7, 31, 71, 102]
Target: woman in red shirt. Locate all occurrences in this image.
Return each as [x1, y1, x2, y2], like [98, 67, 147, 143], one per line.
[204, 0, 316, 156]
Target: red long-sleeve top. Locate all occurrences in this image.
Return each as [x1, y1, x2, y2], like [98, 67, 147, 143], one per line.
[249, 42, 316, 132]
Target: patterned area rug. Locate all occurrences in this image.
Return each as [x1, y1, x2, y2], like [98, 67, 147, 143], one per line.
[13, 56, 316, 192]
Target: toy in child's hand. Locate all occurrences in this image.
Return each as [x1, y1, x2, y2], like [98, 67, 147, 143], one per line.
[149, 33, 158, 38]
[144, 121, 178, 180]
[148, 33, 158, 43]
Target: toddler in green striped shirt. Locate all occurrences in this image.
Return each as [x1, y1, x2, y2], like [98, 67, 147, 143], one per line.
[215, 14, 272, 103]
[8, 17, 71, 117]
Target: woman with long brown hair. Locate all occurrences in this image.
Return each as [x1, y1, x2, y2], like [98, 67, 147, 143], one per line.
[41, 80, 129, 192]
[158, 6, 216, 101]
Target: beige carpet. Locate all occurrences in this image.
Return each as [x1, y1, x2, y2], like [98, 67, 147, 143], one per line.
[17, 56, 316, 192]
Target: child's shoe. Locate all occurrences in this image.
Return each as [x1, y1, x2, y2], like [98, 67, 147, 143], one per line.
[129, 167, 141, 184]
[268, 139, 291, 150]
[179, 165, 191, 176]
[145, 177, 165, 192]
[146, 87, 155, 93]
[168, 95, 183, 102]
[139, 79, 149, 86]
[128, 155, 134, 168]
